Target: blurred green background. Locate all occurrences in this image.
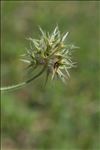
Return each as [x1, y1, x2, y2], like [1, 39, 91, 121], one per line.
[1, 1, 100, 150]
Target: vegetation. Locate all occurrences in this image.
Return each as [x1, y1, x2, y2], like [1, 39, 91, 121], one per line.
[1, 1, 100, 150]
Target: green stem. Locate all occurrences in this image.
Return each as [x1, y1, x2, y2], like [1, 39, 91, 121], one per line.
[1, 66, 46, 91]
[0, 82, 26, 91]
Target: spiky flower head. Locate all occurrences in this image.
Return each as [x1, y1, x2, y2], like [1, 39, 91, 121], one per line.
[21, 26, 77, 83]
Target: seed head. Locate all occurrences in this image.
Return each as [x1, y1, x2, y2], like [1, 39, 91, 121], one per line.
[21, 26, 77, 83]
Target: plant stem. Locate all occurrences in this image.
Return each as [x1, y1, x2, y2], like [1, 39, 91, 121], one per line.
[1, 66, 46, 91]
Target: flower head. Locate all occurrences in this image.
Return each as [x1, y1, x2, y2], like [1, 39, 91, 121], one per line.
[21, 26, 77, 83]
